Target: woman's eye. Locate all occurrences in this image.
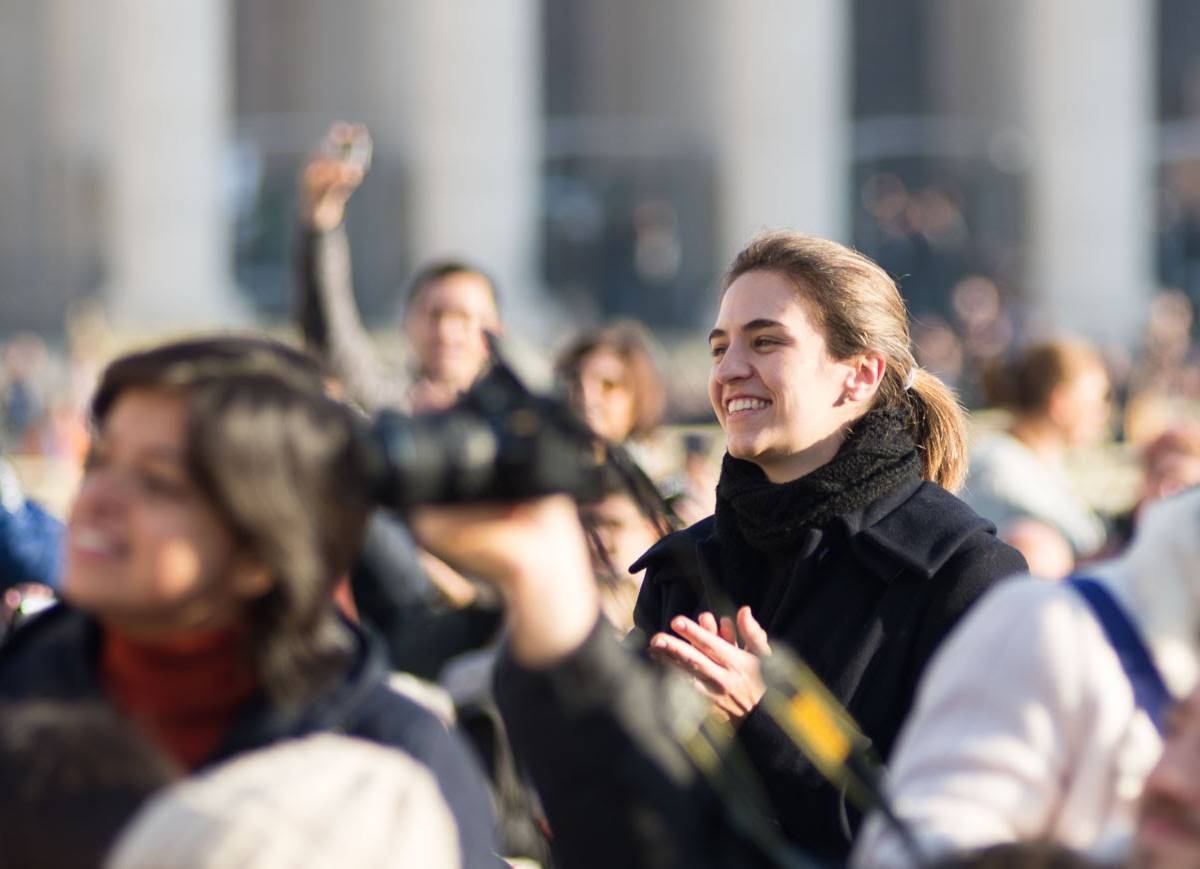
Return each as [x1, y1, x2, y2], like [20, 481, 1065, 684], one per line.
[710, 345, 727, 359]
[754, 337, 777, 349]
[137, 472, 186, 498]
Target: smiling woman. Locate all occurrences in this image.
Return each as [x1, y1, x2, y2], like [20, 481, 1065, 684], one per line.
[0, 336, 496, 865]
[631, 231, 1028, 860]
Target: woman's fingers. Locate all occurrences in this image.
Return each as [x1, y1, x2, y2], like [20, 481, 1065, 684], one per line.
[718, 616, 737, 647]
[649, 632, 728, 693]
[737, 606, 772, 656]
[697, 611, 719, 634]
[670, 616, 743, 666]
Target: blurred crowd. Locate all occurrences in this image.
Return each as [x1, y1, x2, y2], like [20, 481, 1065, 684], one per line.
[1, 124, 1200, 869]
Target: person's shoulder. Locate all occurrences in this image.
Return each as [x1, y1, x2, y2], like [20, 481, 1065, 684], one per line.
[856, 481, 1023, 580]
[342, 672, 476, 770]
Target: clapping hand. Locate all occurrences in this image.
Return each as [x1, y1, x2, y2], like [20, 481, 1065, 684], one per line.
[649, 607, 771, 724]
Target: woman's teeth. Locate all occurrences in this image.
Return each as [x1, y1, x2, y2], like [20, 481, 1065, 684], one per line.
[727, 398, 769, 413]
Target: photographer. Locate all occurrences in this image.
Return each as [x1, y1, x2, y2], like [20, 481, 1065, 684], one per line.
[412, 496, 771, 869]
[296, 121, 506, 680]
[296, 122, 501, 416]
[0, 337, 498, 867]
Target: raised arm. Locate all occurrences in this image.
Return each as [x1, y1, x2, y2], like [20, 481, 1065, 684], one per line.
[295, 123, 410, 412]
[410, 498, 771, 867]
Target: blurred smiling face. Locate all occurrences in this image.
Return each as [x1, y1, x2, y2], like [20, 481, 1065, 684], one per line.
[64, 388, 265, 637]
[707, 270, 861, 483]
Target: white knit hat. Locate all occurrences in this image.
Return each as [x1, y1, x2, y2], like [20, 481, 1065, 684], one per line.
[106, 734, 462, 868]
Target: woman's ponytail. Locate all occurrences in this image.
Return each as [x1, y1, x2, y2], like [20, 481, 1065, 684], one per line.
[904, 367, 968, 492]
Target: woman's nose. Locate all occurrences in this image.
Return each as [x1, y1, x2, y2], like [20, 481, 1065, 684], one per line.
[714, 345, 751, 382]
[72, 469, 128, 518]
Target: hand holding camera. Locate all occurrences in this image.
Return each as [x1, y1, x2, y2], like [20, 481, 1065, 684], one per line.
[301, 122, 373, 231]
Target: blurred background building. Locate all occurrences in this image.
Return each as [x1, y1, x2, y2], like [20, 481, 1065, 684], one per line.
[2, 1, 1200, 383]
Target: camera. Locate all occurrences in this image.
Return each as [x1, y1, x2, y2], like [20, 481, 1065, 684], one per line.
[364, 340, 606, 510]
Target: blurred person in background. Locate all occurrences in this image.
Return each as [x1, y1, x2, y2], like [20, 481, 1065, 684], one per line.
[0, 333, 49, 446]
[296, 122, 501, 415]
[296, 121, 507, 681]
[854, 486, 1200, 867]
[578, 456, 675, 636]
[1109, 424, 1200, 553]
[555, 320, 666, 448]
[660, 431, 720, 527]
[0, 337, 497, 866]
[963, 339, 1113, 571]
[631, 231, 1025, 860]
[556, 321, 719, 524]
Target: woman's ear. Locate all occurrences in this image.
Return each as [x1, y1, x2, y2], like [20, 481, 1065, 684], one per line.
[842, 352, 887, 403]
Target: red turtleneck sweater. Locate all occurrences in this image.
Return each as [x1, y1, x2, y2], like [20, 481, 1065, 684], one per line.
[100, 626, 258, 770]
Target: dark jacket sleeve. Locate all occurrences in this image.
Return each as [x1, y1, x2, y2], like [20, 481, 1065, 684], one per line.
[294, 224, 409, 412]
[495, 619, 768, 869]
[349, 514, 505, 680]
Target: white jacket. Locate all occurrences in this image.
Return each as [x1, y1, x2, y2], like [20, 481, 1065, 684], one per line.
[852, 487, 1200, 867]
[962, 431, 1107, 556]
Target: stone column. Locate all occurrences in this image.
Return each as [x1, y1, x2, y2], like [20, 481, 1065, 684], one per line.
[106, 0, 243, 330]
[364, 0, 544, 334]
[931, 0, 1154, 347]
[1019, 0, 1154, 347]
[706, 0, 852, 260]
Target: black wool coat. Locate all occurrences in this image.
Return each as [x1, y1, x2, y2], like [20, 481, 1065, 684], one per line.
[631, 476, 1028, 860]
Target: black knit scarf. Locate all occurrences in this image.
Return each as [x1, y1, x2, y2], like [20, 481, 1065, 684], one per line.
[714, 406, 921, 555]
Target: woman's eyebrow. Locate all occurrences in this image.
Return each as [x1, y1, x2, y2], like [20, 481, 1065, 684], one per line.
[709, 318, 787, 344]
[743, 318, 786, 332]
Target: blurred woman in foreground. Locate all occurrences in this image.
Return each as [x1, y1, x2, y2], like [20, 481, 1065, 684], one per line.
[0, 337, 495, 865]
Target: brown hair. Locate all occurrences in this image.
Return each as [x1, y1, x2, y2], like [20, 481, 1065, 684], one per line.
[403, 259, 499, 313]
[90, 336, 373, 705]
[725, 231, 969, 491]
[555, 321, 667, 440]
[982, 339, 1106, 416]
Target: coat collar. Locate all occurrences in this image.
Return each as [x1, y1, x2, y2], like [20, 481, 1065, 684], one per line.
[632, 478, 996, 587]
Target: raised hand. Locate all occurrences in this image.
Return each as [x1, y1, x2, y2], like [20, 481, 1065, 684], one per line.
[300, 122, 373, 231]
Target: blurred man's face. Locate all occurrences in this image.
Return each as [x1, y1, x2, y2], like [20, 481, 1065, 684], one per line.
[1133, 689, 1200, 869]
[404, 272, 499, 390]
